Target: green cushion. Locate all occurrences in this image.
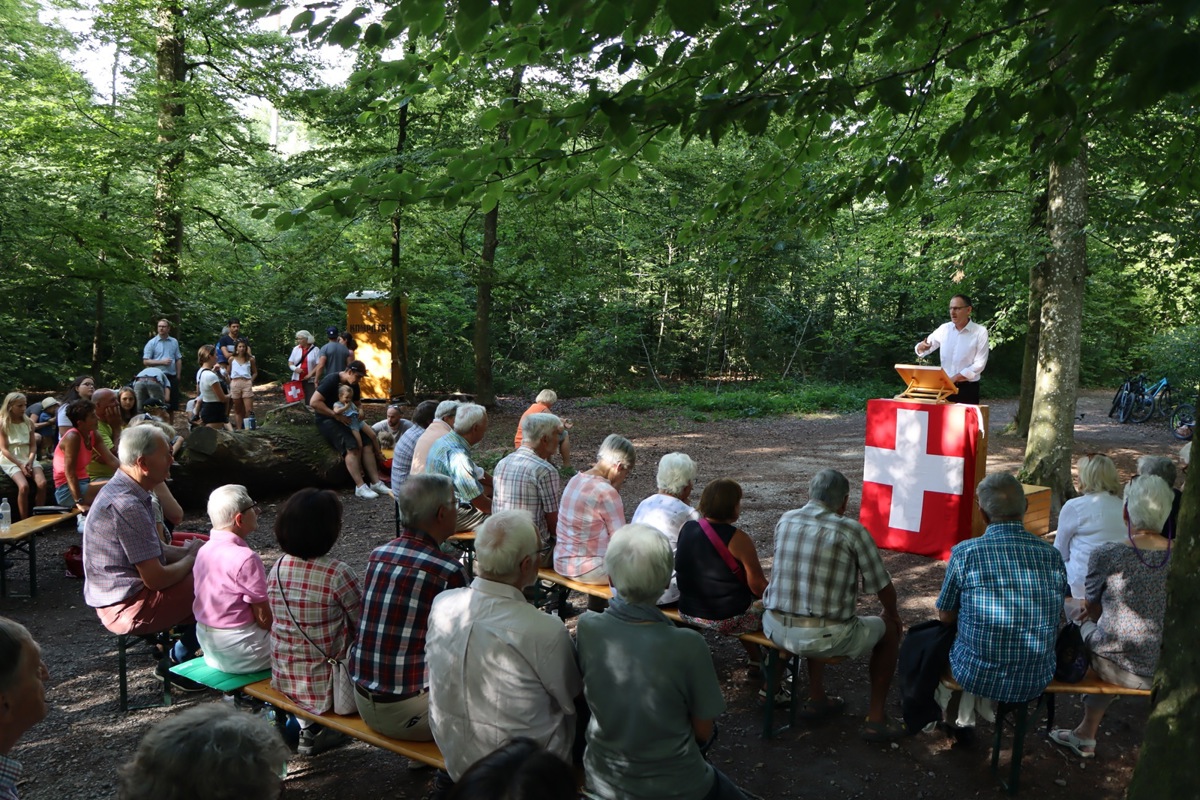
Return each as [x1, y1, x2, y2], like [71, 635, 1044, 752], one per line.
[169, 658, 271, 691]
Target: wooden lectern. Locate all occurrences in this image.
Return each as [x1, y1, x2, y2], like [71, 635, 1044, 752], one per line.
[894, 364, 959, 403]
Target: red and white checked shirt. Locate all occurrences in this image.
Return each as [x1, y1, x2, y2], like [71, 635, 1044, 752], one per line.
[554, 472, 625, 578]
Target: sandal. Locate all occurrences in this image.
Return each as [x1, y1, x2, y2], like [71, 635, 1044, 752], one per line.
[799, 696, 846, 721]
[860, 718, 907, 742]
[1049, 728, 1096, 758]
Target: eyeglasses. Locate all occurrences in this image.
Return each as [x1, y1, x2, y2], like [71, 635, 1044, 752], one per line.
[239, 501, 260, 515]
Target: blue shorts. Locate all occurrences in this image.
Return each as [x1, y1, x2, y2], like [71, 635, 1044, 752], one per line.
[55, 478, 90, 506]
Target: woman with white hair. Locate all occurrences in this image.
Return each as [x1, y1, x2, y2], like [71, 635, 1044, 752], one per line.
[1049, 474, 1174, 759]
[1055, 453, 1126, 599]
[554, 434, 635, 585]
[630, 453, 700, 604]
[576, 524, 749, 800]
[287, 330, 320, 404]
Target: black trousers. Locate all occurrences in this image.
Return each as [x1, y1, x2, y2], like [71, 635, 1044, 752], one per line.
[952, 381, 980, 404]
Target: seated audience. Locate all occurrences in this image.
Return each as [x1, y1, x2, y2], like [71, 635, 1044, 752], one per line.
[392, 400, 438, 495]
[117, 387, 138, 426]
[447, 738, 578, 800]
[0, 393, 47, 519]
[128, 419, 188, 545]
[427, 403, 493, 532]
[82, 425, 204, 680]
[411, 400, 459, 475]
[492, 412, 564, 562]
[427, 510, 582, 787]
[310, 361, 389, 500]
[577, 524, 749, 800]
[373, 404, 413, 441]
[192, 485, 271, 673]
[53, 400, 107, 511]
[1049, 475, 1174, 759]
[1054, 453, 1125, 599]
[349, 474, 467, 742]
[937, 472, 1067, 710]
[631, 452, 700, 604]
[0, 617, 50, 800]
[267, 488, 362, 756]
[676, 479, 771, 690]
[1137, 455, 1181, 540]
[56, 375, 95, 437]
[31, 396, 59, 457]
[116, 703, 289, 800]
[554, 434, 635, 585]
[763, 468, 904, 740]
[513, 390, 572, 470]
[85, 388, 124, 482]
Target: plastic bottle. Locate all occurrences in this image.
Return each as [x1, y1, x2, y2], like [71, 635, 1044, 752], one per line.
[0, 498, 10, 533]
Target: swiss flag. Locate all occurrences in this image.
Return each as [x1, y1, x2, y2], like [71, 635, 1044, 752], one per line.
[283, 381, 305, 404]
[860, 399, 981, 561]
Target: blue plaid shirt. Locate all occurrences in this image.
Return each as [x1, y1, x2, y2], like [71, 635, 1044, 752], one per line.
[937, 521, 1067, 702]
[0, 753, 20, 800]
[427, 430, 483, 504]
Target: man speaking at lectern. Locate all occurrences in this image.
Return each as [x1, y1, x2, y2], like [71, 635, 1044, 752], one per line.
[915, 294, 989, 404]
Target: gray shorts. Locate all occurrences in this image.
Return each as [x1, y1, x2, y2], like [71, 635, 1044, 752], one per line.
[763, 610, 886, 660]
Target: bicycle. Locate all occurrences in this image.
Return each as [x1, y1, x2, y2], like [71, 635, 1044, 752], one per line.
[1129, 376, 1172, 424]
[1171, 403, 1195, 440]
[1110, 374, 1145, 424]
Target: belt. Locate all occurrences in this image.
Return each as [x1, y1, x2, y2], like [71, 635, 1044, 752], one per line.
[771, 611, 849, 628]
[353, 683, 424, 704]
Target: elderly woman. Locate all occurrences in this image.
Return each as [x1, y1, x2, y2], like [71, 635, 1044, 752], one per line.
[287, 330, 320, 404]
[1137, 455, 1181, 540]
[52, 400, 107, 512]
[1054, 453, 1126, 599]
[56, 375, 96, 436]
[267, 488, 362, 757]
[577, 524, 750, 800]
[1050, 474, 1174, 759]
[554, 434, 635, 585]
[631, 452, 700, 604]
[117, 703, 289, 800]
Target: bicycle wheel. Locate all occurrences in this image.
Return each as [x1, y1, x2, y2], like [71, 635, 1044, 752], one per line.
[1171, 403, 1195, 440]
[1154, 386, 1173, 420]
[1129, 393, 1155, 423]
[1109, 383, 1127, 418]
[1118, 391, 1136, 423]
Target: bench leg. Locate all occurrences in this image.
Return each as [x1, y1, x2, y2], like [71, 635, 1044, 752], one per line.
[27, 533, 36, 597]
[117, 633, 174, 713]
[762, 648, 778, 739]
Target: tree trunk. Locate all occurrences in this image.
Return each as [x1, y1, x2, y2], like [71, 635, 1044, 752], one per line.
[474, 205, 497, 406]
[391, 92, 413, 402]
[1020, 148, 1087, 511]
[1128, 459, 1200, 796]
[152, 0, 185, 301]
[1014, 256, 1048, 437]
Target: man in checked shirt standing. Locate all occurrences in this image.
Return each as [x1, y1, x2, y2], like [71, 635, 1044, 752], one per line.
[762, 468, 906, 742]
[348, 474, 467, 741]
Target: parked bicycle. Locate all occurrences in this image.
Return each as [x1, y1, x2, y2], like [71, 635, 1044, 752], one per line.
[1109, 374, 1146, 424]
[1171, 403, 1195, 440]
[1129, 376, 1173, 424]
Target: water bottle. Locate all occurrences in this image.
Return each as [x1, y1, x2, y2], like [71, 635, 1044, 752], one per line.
[0, 498, 10, 533]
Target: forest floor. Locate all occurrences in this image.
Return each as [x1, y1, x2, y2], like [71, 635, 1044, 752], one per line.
[3, 388, 1187, 800]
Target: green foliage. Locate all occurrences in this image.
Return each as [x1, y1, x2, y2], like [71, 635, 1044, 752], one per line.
[598, 379, 897, 418]
[1135, 327, 1200, 397]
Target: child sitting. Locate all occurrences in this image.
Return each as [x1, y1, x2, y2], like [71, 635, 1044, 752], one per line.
[333, 384, 384, 461]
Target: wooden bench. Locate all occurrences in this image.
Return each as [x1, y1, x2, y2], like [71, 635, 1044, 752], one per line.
[940, 673, 1151, 794]
[535, 568, 841, 739]
[1021, 483, 1051, 537]
[0, 509, 81, 598]
[240, 679, 446, 771]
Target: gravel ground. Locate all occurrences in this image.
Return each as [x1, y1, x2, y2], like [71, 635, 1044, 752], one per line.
[2, 388, 1184, 799]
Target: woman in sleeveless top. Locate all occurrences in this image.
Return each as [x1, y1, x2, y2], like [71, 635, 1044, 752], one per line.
[0, 392, 47, 518]
[52, 399, 106, 511]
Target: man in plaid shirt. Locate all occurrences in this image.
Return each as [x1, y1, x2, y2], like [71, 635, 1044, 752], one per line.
[348, 474, 467, 742]
[492, 412, 563, 564]
[762, 468, 905, 741]
[937, 472, 1066, 705]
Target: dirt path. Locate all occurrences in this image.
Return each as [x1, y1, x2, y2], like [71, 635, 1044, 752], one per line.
[3, 389, 1184, 799]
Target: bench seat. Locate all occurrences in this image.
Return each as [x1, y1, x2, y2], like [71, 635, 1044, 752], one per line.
[0, 509, 80, 598]
[241, 679, 446, 770]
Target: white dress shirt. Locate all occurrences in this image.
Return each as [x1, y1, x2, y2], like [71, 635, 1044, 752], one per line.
[918, 320, 989, 383]
[1054, 491, 1126, 598]
[426, 577, 582, 780]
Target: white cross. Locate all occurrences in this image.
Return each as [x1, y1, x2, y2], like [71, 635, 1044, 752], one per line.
[864, 408, 965, 532]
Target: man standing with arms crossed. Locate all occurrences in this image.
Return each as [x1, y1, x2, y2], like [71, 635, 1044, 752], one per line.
[915, 294, 989, 404]
[142, 319, 183, 421]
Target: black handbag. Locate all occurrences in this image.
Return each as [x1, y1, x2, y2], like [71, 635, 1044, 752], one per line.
[1054, 623, 1089, 683]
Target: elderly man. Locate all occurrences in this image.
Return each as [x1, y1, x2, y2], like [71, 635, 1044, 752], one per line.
[915, 294, 989, 404]
[82, 425, 204, 682]
[192, 485, 271, 674]
[348, 474, 468, 741]
[85, 388, 123, 481]
[426, 403, 492, 533]
[142, 319, 182, 417]
[391, 400, 438, 496]
[410, 400, 459, 476]
[310, 360, 389, 500]
[762, 468, 905, 741]
[492, 413, 562, 562]
[1, 618, 50, 800]
[937, 472, 1066, 710]
[426, 510, 581, 787]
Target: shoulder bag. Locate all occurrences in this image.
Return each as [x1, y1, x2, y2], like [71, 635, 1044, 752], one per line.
[696, 518, 747, 585]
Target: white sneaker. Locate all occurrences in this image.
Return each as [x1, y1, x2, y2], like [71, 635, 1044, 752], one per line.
[369, 481, 393, 496]
[77, 514, 86, 534]
[355, 484, 379, 500]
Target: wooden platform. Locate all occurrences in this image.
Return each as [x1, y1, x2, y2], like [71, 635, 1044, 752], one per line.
[241, 679, 446, 770]
[1021, 484, 1052, 537]
[0, 509, 80, 598]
